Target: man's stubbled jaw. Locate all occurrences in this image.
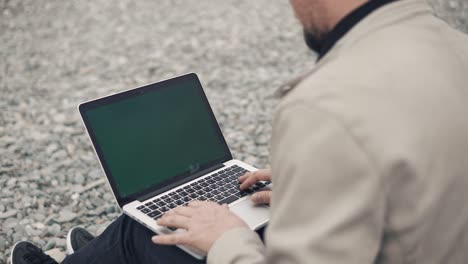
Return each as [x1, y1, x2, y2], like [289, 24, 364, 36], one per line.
[303, 29, 326, 54]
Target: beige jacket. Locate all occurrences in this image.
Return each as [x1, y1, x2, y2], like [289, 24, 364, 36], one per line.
[208, 0, 468, 263]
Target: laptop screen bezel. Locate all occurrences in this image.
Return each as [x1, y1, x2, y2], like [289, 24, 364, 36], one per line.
[78, 73, 233, 207]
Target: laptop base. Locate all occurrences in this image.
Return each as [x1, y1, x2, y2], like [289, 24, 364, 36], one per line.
[123, 159, 271, 259]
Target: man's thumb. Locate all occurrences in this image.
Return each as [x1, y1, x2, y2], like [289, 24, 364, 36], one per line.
[251, 191, 271, 205]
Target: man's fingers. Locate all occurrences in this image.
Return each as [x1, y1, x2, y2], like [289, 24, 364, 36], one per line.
[238, 174, 248, 183]
[187, 200, 206, 208]
[250, 191, 272, 205]
[239, 170, 271, 190]
[152, 233, 191, 245]
[169, 206, 196, 217]
[157, 214, 190, 229]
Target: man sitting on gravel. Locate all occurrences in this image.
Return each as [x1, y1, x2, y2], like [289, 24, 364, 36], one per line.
[10, 0, 468, 263]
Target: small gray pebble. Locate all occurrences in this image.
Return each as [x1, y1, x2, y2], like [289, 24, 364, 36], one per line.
[43, 240, 56, 251]
[6, 178, 17, 187]
[46, 224, 61, 236]
[55, 210, 78, 223]
[0, 210, 17, 219]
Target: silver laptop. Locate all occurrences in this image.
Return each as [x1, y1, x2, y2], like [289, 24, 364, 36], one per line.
[78, 73, 271, 259]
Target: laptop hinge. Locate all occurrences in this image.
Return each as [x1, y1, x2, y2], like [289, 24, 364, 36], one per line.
[137, 163, 225, 202]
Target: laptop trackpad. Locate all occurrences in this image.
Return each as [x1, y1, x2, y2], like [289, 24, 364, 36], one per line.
[229, 199, 270, 230]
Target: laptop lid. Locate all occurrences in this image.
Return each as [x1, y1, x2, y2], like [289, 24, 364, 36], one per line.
[79, 73, 232, 207]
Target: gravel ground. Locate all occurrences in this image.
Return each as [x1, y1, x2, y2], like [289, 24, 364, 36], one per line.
[1, 0, 467, 262]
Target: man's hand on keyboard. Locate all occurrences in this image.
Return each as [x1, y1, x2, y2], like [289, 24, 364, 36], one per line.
[238, 169, 272, 205]
[152, 201, 248, 253]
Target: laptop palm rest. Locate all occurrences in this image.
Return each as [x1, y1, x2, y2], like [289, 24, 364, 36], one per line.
[229, 198, 270, 230]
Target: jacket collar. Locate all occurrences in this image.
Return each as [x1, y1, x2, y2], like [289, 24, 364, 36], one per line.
[275, 0, 432, 98]
[316, 0, 399, 61]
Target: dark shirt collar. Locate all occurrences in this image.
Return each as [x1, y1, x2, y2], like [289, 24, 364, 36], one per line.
[309, 0, 398, 61]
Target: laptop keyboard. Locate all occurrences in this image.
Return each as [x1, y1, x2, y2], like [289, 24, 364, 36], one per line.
[136, 165, 270, 223]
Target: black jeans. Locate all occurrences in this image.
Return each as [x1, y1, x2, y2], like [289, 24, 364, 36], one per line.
[61, 214, 265, 264]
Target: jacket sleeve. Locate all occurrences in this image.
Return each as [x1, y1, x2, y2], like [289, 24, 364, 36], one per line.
[207, 102, 384, 264]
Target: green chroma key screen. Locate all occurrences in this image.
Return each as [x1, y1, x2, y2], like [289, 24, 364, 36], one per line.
[83, 76, 229, 199]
